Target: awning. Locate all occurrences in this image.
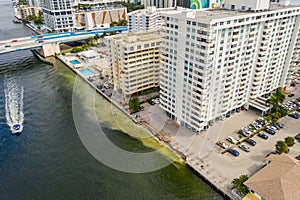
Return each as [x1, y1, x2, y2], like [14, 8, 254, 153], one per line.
[242, 193, 259, 200]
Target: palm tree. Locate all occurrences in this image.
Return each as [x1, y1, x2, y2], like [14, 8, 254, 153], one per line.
[231, 175, 249, 195]
[87, 36, 94, 46]
[266, 95, 279, 109]
[94, 33, 100, 44]
[274, 89, 285, 104]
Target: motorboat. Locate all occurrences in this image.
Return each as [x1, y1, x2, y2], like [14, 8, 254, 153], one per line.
[12, 124, 22, 134]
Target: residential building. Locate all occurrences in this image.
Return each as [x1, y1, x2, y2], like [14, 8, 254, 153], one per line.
[14, 5, 41, 21]
[140, 0, 175, 8]
[128, 6, 188, 33]
[108, 30, 161, 102]
[74, 5, 127, 30]
[27, 0, 41, 7]
[222, 0, 270, 11]
[244, 154, 300, 200]
[41, 0, 75, 32]
[159, 2, 300, 132]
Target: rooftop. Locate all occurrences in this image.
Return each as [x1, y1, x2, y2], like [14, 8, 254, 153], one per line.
[163, 4, 300, 22]
[109, 29, 161, 43]
[79, 50, 99, 58]
[244, 154, 300, 200]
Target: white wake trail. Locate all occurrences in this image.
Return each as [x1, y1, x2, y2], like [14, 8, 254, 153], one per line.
[4, 74, 24, 134]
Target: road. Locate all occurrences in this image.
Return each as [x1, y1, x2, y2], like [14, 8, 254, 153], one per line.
[0, 26, 128, 54]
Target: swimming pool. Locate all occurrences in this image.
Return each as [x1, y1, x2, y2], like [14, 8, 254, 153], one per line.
[79, 68, 95, 77]
[70, 60, 81, 65]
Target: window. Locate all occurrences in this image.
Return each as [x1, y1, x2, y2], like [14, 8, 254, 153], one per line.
[231, 5, 235, 10]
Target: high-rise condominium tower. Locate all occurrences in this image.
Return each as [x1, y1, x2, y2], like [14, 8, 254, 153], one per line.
[160, 0, 300, 132]
[41, 0, 75, 32]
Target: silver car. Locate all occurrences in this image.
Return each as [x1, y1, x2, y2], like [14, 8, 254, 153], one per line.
[239, 144, 251, 152]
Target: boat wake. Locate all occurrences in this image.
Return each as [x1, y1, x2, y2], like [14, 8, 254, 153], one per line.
[4, 74, 24, 134]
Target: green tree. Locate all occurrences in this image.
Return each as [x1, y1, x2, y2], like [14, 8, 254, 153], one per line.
[274, 89, 285, 104]
[231, 175, 249, 195]
[87, 36, 94, 45]
[275, 140, 289, 153]
[129, 97, 140, 113]
[102, 31, 107, 37]
[285, 136, 295, 147]
[265, 115, 272, 122]
[117, 19, 128, 26]
[266, 89, 286, 121]
[18, 0, 26, 5]
[110, 31, 116, 35]
[70, 47, 84, 53]
[82, 43, 89, 50]
[110, 21, 118, 27]
[94, 33, 100, 42]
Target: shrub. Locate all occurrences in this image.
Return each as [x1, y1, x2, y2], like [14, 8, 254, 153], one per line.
[129, 97, 140, 114]
[70, 47, 84, 53]
[275, 140, 289, 153]
[285, 136, 295, 147]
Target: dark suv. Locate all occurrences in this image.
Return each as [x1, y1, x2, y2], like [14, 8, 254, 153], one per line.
[258, 133, 268, 140]
[245, 139, 256, 146]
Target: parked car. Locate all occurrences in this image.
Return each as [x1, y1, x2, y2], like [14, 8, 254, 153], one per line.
[227, 148, 239, 157]
[4, 44, 11, 47]
[238, 129, 249, 137]
[294, 133, 300, 140]
[245, 139, 257, 146]
[239, 144, 251, 152]
[258, 133, 269, 140]
[139, 106, 144, 111]
[256, 119, 265, 126]
[11, 39, 18, 42]
[288, 112, 300, 119]
[226, 136, 238, 144]
[274, 123, 283, 129]
[295, 155, 300, 161]
[288, 93, 295, 97]
[148, 100, 155, 105]
[270, 124, 279, 131]
[217, 141, 229, 149]
[243, 127, 253, 134]
[265, 128, 276, 135]
[153, 98, 160, 104]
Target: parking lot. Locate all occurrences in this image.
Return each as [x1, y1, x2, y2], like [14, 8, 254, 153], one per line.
[135, 94, 300, 195]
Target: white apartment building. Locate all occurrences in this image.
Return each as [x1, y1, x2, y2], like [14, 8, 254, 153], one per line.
[41, 0, 75, 32]
[108, 30, 161, 102]
[128, 6, 188, 33]
[140, 0, 175, 9]
[160, 1, 300, 132]
[27, 0, 41, 7]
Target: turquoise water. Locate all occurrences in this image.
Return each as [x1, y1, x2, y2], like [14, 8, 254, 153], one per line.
[70, 60, 81, 65]
[79, 68, 95, 77]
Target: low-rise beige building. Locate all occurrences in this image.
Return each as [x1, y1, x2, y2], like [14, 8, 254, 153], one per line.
[108, 30, 161, 102]
[14, 5, 40, 21]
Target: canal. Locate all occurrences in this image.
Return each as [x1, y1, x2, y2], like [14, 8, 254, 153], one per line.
[0, 0, 225, 199]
